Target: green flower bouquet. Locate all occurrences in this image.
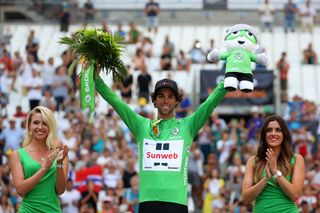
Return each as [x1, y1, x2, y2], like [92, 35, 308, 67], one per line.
[59, 28, 127, 121]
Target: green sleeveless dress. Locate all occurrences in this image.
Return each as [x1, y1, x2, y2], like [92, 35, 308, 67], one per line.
[17, 148, 61, 213]
[253, 155, 298, 213]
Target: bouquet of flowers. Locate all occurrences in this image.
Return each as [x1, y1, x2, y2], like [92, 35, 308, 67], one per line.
[59, 28, 127, 121]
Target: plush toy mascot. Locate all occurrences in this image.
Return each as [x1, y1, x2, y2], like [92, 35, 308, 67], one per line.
[207, 24, 268, 92]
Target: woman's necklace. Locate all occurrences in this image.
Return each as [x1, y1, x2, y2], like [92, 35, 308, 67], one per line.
[29, 147, 47, 162]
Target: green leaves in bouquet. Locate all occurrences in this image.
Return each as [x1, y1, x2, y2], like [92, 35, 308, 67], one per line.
[59, 28, 127, 81]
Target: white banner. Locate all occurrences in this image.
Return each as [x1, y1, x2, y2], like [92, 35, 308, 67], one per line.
[142, 139, 184, 172]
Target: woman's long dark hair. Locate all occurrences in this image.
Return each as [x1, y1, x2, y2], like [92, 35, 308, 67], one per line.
[254, 115, 294, 183]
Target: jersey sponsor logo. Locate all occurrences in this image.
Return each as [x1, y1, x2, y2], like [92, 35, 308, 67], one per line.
[183, 145, 190, 186]
[84, 71, 91, 103]
[146, 152, 179, 159]
[171, 128, 179, 135]
[183, 156, 189, 186]
[234, 52, 244, 60]
[142, 139, 184, 172]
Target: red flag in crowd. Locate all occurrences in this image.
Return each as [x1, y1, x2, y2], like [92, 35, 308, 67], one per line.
[74, 165, 103, 193]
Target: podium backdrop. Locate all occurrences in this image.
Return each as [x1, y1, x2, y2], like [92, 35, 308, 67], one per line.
[200, 70, 274, 106]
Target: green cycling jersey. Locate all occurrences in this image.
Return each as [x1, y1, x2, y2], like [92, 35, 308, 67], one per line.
[96, 77, 227, 206]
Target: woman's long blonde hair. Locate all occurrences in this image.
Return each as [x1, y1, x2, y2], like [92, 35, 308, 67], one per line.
[22, 106, 57, 150]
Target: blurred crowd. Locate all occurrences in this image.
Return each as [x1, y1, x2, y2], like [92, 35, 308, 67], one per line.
[0, 0, 320, 213]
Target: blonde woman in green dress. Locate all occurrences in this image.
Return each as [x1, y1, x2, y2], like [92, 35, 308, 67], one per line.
[10, 106, 69, 213]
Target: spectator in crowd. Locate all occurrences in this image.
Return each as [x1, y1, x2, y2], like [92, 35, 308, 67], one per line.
[286, 95, 303, 121]
[127, 22, 141, 44]
[0, 117, 24, 154]
[9, 106, 69, 212]
[303, 43, 318, 64]
[299, 200, 311, 213]
[309, 161, 320, 191]
[123, 175, 139, 213]
[189, 39, 205, 64]
[101, 21, 111, 34]
[209, 112, 228, 145]
[52, 65, 71, 111]
[95, 75, 226, 212]
[217, 130, 236, 178]
[246, 106, 264, 140]
[115, 22, 126, 40]
[283, 0, 298, 33]
[11, 50, 24, 91]
[83, 0, 95, 22]
[12, 51, 23, 76]
[13, 105, 28, 119]
[60, 127, 77, 153]
[23, 68, 43, 110]
[230, 200, 251, 213]
[258, 0, 275, 32]
[160, 35, 175, 70]
[242, 115, 305, 212]
[296, 184, 317, 211]
[120, 65, 133, 104]
[42, 57, 55, 93]
[0, 41, 5, 57]
[197, 123, 214, 164]
[160, 51, 172, 70]
[227, 154, 245, 204]
[0, 63, 9, 108]
[80, 204, 95, 213]
[60, 179, 81, 213]
[299, 0, 317, 33]
[139, 36, 153, 58]
[103, 162, 122, 189]
[132, 48, 146, 71]
[100, 196, 116, 213]
[0, 95, 8, 119]
[144, 0, 160, 33]
[202, 153, 218, 181]
[0, 192, 14, 213]
[80, 179, 99, 212]
[175, 89, 192, 119]
[137, 66, 152, 102]
[122, 158, 138, 189]
[188, 143, 204, 208]
[176, 50, 192, 72]
[40, 89, 57, 110]
[205, 38, 216, 56]
[59, 7, 71, 32]
[22, 54, 37, 81]
[64, 97, 81, 114]
[276, 52, 290, 102]
[162, 35, 175, 58]
[25, 30, 39, 63]
[0, 49, 13, 77]
[202, 168, 225, 213]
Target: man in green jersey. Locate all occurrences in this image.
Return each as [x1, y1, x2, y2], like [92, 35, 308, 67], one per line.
[96, 77, 227, 213]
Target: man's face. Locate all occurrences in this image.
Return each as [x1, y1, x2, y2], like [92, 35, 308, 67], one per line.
[9, 121, 16, 129]
[154, 88, 178, 119]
